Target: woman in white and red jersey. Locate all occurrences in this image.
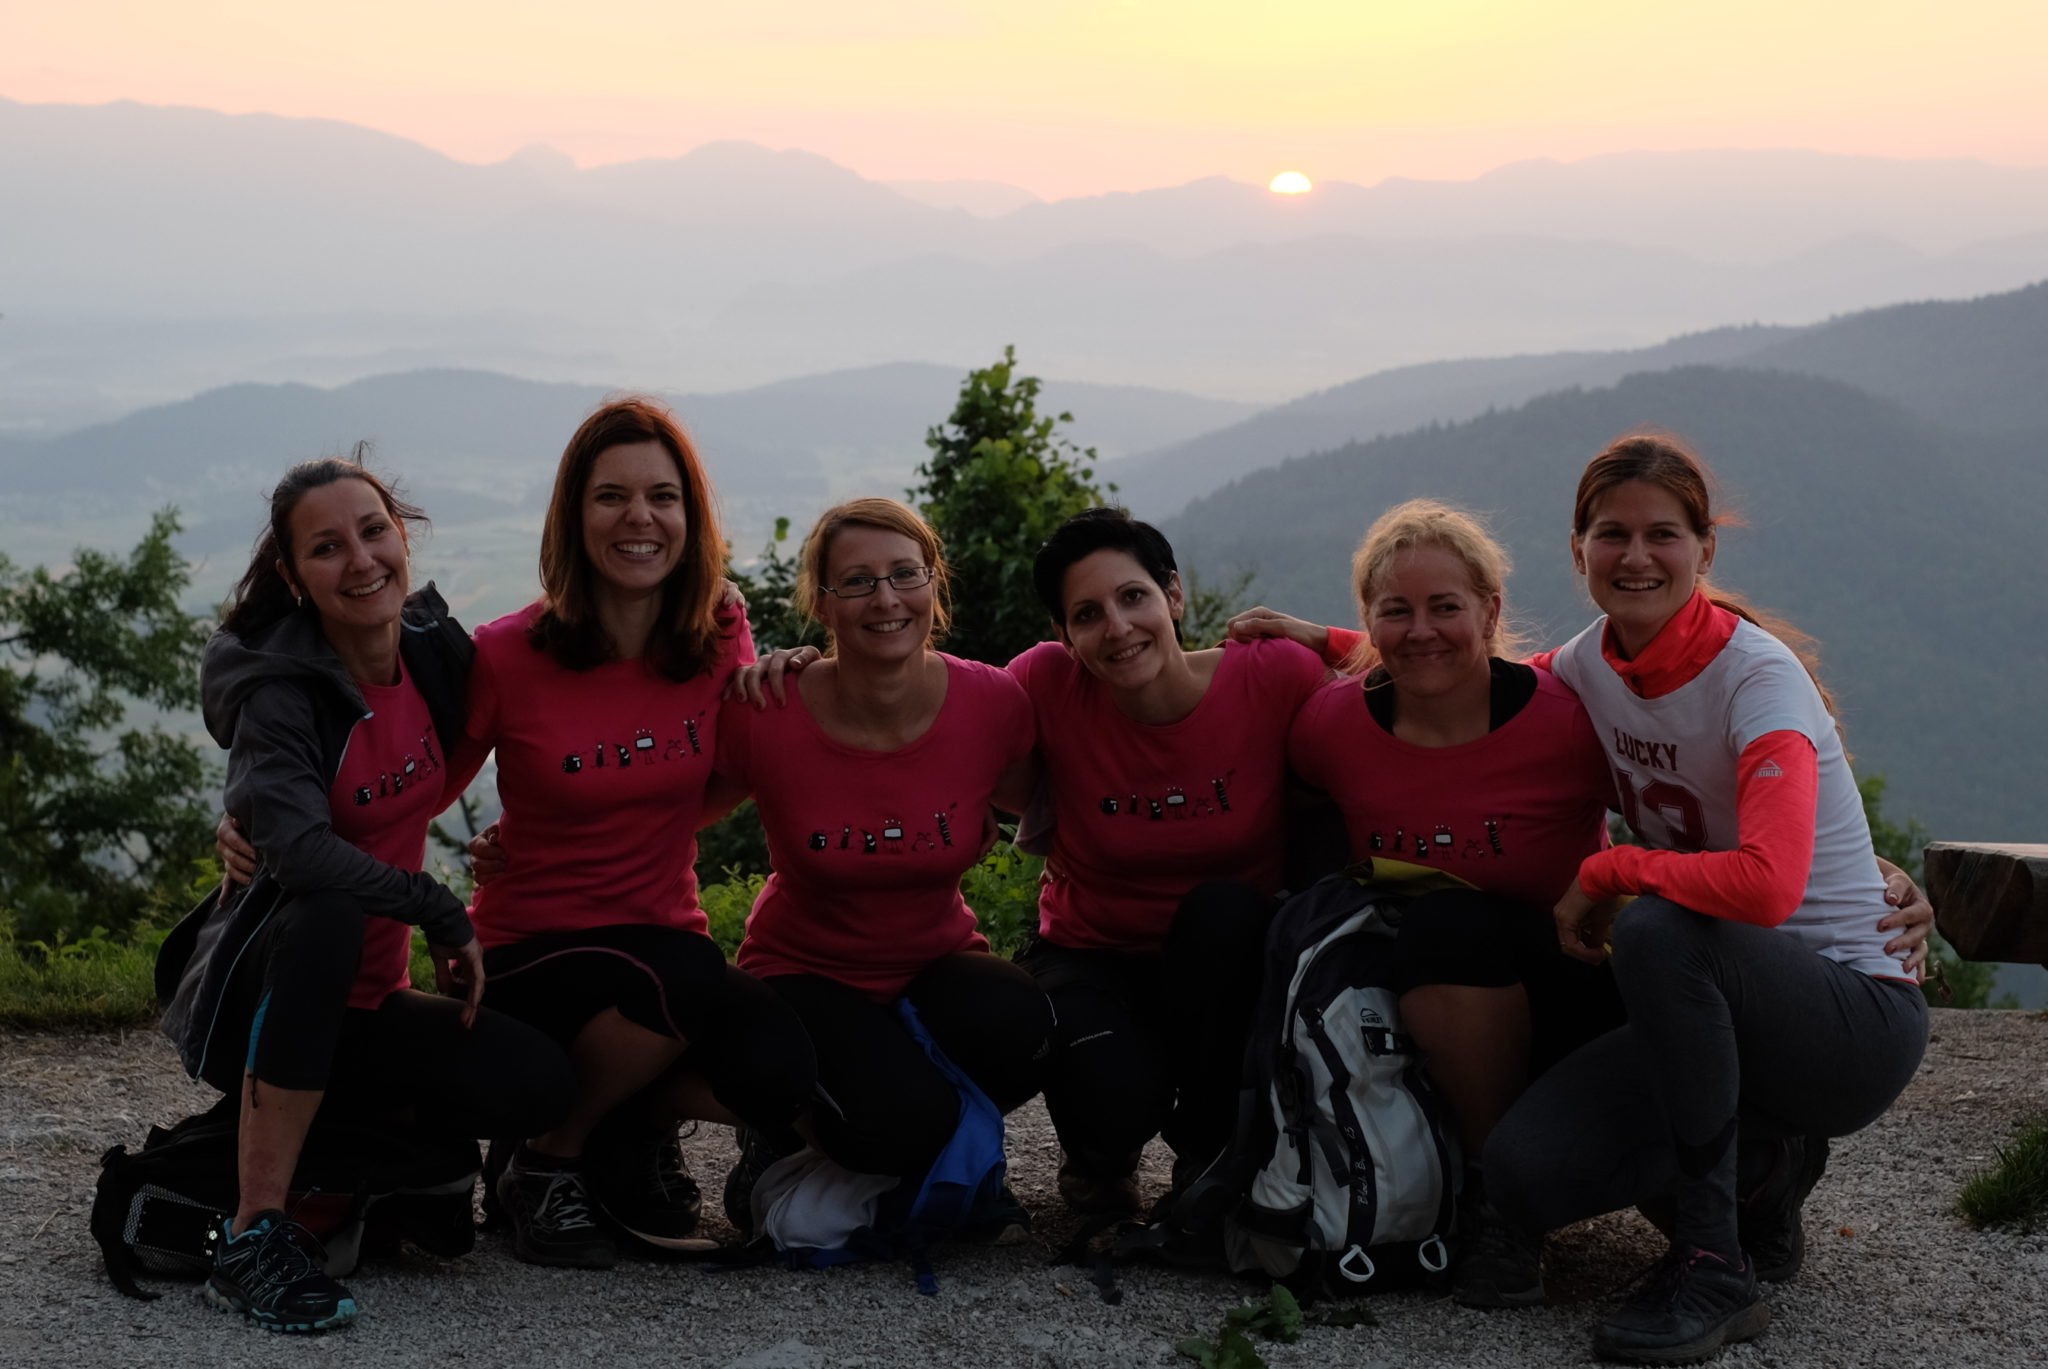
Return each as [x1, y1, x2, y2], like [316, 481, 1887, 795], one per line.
[1485, 433, 1930, 1365]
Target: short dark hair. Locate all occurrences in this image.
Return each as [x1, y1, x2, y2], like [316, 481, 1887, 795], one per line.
[1031, 506, 1178, 625]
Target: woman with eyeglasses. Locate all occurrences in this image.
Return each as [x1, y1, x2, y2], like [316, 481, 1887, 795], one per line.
[716, 498, 1051, 1222]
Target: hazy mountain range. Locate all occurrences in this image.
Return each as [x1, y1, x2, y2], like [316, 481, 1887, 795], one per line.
[8, 96, 2048, 430]
[1118, 280, 2048, 515]
[1159, 289, 2048, 847]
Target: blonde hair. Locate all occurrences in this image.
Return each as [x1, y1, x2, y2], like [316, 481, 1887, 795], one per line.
[1346, 499, 1527, 673]
[795, 497, 952, 653]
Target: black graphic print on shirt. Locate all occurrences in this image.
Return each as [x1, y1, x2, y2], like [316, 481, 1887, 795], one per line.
[1094, 770, 1237, 821]
[558, 712, 707, 775]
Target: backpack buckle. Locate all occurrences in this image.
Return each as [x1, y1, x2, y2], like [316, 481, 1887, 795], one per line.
[1337, 1244, 1376, 1283]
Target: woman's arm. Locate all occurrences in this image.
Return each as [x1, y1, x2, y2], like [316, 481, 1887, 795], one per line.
[1226, 607, 1363, 667]
[1573, 730, 1817, 927]
[226, 684, 472, 946]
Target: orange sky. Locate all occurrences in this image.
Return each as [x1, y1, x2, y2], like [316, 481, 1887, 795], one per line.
[5, 0, 2045, 196]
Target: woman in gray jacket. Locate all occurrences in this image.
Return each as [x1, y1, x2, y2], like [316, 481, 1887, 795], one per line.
[158, 453, 573, 1332]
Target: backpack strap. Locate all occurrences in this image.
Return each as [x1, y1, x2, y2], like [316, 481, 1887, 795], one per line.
[91, 1146, 158, 1302]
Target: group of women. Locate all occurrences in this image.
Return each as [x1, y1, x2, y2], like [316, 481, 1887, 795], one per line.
[165, 393, 1933, 1364]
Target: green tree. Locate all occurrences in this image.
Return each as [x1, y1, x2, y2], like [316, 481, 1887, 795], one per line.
[725, 516, 825, 655]
[912, 346, 1114, 664]
[0, 510, 216, 942]
[1858, 774, 2008, 1009]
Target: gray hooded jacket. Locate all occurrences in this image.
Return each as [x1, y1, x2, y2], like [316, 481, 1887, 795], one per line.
[157, 584, 476, 1080]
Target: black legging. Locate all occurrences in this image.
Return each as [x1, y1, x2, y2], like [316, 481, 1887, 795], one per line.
[766, 951, 1051, 1177]
[482, 922, 818, 1132]
[1396, 887, 1627, 1077]
[1485, 896, 1928, 1257]
[1020, 881, 1270, 1178]
[206, 890, 576, 1141]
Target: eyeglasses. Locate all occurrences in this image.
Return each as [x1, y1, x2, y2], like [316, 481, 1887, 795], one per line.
[819, 565, 935, 598]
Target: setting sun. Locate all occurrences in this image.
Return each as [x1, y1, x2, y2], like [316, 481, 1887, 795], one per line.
[1268, 171, 1313, 195]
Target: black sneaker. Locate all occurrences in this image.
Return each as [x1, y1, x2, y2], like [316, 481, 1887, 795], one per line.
[1056, 1151, 1142, 1217]
[722, 1127, 785, 1237]
[1635, 1137, 1830, 1285]
[1742, 1136, 1829, 1283]
[496, 1154, 618, 1269]
[204, 1210, 359, 1332]
[1453, 1202, 1547, 1308]
[587, 1121, 704, 1250]
[1593, 1245, 1769, 1365]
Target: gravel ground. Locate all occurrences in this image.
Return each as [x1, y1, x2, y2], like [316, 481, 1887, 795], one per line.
[3, 1008, 2045, 1368]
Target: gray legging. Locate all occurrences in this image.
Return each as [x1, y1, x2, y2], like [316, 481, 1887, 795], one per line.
[1484, 895, 1928, 1259]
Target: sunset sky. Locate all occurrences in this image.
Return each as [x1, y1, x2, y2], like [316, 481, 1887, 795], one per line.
[5, 0, 2046, 197]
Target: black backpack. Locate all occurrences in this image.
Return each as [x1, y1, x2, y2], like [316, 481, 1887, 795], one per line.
[92, 1097, 480, 1300]
[1159, 860, 1468, 1298]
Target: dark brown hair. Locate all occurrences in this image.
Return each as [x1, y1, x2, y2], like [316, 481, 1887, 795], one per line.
[220, 445, 425, 637]
[528, 396, 729, 681]
[1573, 431, 1840, 720]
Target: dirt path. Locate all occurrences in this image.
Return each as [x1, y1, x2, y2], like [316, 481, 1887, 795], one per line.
[3, 1009, 2043, 1368]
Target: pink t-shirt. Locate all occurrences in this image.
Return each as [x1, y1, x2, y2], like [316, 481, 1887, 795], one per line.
[719, 655, 1034, 999]
[327, 666, 444, 1008]
[1287, 666, 1613, 909]
[466, 602, 754, 950]
[1011, 637, 1327, 952]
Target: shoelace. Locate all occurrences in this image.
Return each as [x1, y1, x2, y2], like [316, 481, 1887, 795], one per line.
[1462, 1206, 1536, 1263]
[230, 1217, 326, 1295]
[648, 1138, 695, 1201]
[1626, 1246, 1737, 1315]
[534, 1172, 600, 1231]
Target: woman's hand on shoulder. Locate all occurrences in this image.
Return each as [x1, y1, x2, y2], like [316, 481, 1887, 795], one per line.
[217, 813, 258, 887]
[469, 823, 508, 887]
[1224, 606, 1329, 657]
[1876, 857, 1933, 979]
[726, 645, 823, 707]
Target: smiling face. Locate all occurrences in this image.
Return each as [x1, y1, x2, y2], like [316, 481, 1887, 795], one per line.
[1057, 548, 1184, 689]
[581, 440, 687, 599]
[280, 477, 410, 633]
[1366, 544, 1498, 699]
[1573, 478, 1715, 657]
[818, 523, 935, 664]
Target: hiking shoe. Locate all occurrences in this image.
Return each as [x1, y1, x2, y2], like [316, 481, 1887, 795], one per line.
[1635, 1136, 1830, 1285]
[722, 1127, 784, 1237]
[1453, 1202, 1547, 1308]
[588, 1121, 703, 1250]
[1593, 1245, 1769, 1365]
[204, 1211, 358, 1332]
[1057, 1152, 1142, 1217]
[496, 1153, 618, 1269]
[1742, 1135, 1829, 1283]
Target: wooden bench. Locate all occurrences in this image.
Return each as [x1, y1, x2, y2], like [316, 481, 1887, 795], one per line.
[1923, 842, 2048, 966]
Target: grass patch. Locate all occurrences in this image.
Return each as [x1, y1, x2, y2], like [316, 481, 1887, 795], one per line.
[1957, 1115, 2048, 1232]
[0, 928, 163, 1029]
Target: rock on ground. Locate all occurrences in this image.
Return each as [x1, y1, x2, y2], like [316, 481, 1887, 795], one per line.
[3, 1010, 2045, 1368]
